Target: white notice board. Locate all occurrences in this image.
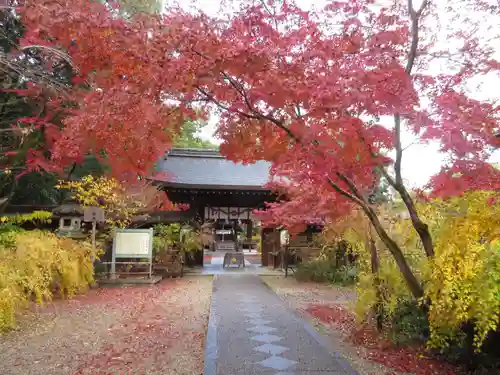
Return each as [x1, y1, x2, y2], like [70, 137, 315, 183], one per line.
[112, 228, 153, 258]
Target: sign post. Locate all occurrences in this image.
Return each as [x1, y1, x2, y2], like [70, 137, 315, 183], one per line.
[83, 207, 105, 261]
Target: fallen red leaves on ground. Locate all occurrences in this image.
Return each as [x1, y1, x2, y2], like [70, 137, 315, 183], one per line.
[305, 304, 461, 375]
[2, 277, 211, 375]
[31, 280, 186, 374]
[69, 281, 184, 374]
[41, 280, 176, 311]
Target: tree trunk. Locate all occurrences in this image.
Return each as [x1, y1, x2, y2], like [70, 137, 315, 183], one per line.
[326, 173, 425, 299]
[368, 232, 384, 331]
[362, 204, 424, 299]
[0, 175, 17, 215]
[388, 0, 434, 259]
[392, 182, 435, 258]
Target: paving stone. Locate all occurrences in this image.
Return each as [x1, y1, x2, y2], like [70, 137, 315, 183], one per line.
[246, 325, 277, 334]
[244, 312, 262, 319]
[253, 343, 290, 355]
[240, 296, 258, 302]
[251, 334, 283, 343]
[258, 356, 297, 371]
[246, 318, 272, 326]
[242, 307, 264, 314]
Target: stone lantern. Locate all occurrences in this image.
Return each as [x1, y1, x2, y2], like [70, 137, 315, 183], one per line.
[52, 201, 86, 238]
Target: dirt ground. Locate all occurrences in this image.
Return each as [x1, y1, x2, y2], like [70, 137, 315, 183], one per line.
[0, 276, 213, 375]
[261, 275, 406, 375]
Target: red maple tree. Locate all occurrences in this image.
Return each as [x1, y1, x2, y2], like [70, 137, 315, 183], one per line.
[17, 0, 196, 181]
[12, 0, 500, 297]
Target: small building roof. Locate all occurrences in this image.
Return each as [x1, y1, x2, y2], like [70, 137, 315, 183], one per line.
[153, 148, 272, 190]
[52, 203, 84, 216]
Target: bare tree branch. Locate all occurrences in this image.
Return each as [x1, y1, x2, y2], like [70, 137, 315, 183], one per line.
[20, 45, 77, 72]
[394, 0, 429, 186]
[394, 113, 403, 186]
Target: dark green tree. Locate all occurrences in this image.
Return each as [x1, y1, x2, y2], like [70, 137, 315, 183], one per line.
[0, 6, 75, 211]
[115, 0, 163, 15]
[102, 0, 163, 18]
[174, 120, 218, 149]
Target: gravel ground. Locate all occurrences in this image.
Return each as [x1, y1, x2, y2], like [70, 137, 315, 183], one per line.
[0, 276, 213, 375]
[261, 275, 402, 375]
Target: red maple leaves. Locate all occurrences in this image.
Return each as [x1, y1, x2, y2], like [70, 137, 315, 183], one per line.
[306, 304, 460, 375]
[18, 0, 196, 180]
[9, 0, 500, 226]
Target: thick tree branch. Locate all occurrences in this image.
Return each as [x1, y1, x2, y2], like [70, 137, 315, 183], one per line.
[20, 45, 77, 72]
[195, 86, 260, 121]
[378, 167, 434, 258]
[394, 113, 403, 186]
[406, 0, 428, 74]
[66, 162, 77, 181]
[361, 200, 424, 298]
[353, 124, 435, 260]
[221, 72, 301, 143]
[335, 172, 366, 200]
[326, 177, 365, 207]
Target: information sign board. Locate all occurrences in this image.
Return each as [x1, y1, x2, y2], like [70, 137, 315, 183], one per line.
[113, 229, 153, 258]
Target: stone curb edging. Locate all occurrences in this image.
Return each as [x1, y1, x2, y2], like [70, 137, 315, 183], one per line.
[203, 275, 219, 375]
[259, 276, 360, 375]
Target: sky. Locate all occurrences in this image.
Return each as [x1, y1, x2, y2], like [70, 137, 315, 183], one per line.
[164, 0, 500, 188]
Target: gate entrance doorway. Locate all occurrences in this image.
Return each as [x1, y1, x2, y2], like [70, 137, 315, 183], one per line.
[214, 223, 236, 251]
[152, 148, 276, 268]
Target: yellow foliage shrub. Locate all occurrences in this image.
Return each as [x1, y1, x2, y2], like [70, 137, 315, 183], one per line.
[362, 192, 499, 351]
[0, 230, 98, 332]
[325, 208, 419, 322]
[327, 191, 500, 352]
[420, 192, 500, 351]
[57, 175, 167, 228]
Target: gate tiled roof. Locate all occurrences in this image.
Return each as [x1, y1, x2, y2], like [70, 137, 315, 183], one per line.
[153, 148, 272, 190]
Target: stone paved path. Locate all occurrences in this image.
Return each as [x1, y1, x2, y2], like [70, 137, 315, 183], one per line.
[205, 274, 359, 375]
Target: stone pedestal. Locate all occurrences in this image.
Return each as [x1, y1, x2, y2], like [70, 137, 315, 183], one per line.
[223, 252, 245, 268]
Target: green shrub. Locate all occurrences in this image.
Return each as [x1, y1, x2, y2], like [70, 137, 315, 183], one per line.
[334, 264, 358, 286]
[294, 259, 358, 285]
[294, 259, 338, 282]
[0, 224, 25, 248]
[152, 223, 201, 261]
[389, 299, 429, 346]
[0, 229, 98, 332]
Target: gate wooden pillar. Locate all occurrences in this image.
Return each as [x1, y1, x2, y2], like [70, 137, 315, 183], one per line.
[246, 220, 253, 240]
[261, 227, 280, 267]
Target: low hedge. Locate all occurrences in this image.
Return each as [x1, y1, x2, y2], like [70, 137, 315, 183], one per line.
[0, 230, 98, 332]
